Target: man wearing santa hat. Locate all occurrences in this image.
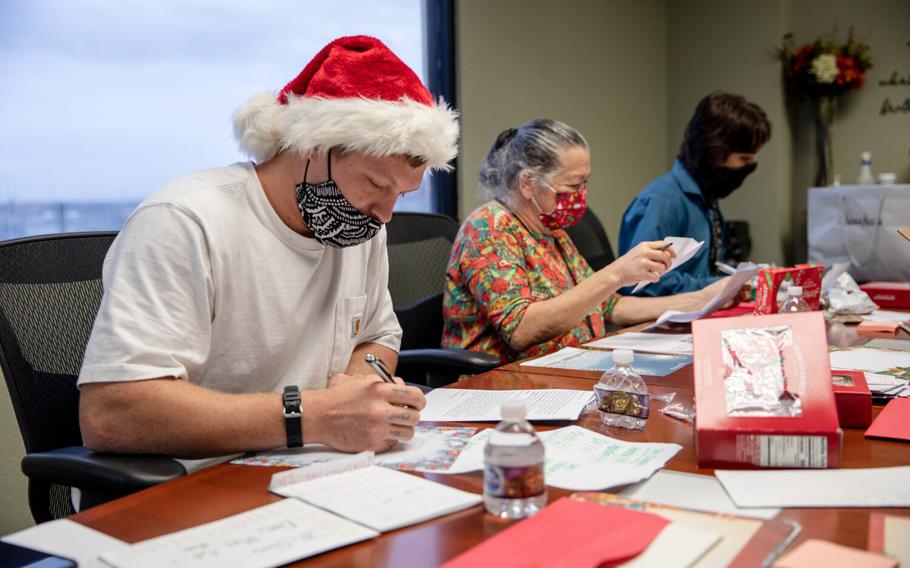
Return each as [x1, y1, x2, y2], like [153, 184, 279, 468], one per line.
[76, 36, 459, 469]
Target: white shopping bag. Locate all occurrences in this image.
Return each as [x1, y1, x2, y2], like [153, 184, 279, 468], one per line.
[808, 185, 910, 283]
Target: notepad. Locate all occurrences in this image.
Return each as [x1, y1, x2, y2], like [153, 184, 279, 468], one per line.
[269, 452, 482, 532]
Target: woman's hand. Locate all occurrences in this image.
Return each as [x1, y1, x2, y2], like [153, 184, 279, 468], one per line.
[607, 241, 676, 286]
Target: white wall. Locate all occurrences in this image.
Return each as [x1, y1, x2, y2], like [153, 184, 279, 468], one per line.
[457, 0, 669, 243]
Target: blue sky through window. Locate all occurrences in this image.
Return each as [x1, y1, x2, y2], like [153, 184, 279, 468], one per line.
[0, 0, 428, 236]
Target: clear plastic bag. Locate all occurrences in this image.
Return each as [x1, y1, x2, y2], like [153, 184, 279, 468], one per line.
[658, 401, 695, 423]
[721, 325, 802, 417]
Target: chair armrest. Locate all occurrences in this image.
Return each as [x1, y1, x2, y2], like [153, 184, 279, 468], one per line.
[397, 348, 501, 375]
[21, 446, 186, 495]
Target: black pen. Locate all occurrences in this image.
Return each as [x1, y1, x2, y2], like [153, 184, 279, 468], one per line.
[364, 353, 396, 384]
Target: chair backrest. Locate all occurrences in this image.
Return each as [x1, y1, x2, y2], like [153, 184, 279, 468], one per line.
[385, 213, 460, 350]
[0, 231, 116, 520]
[565, 208, 616, 271]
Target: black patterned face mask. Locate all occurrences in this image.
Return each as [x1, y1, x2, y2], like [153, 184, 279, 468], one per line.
[296, 150, 382, 248]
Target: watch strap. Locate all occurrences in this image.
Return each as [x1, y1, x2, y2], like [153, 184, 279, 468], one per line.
[282, 385, 303, 448]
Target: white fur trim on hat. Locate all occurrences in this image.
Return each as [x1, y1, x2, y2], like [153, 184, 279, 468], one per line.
[233, 94, 459, 171]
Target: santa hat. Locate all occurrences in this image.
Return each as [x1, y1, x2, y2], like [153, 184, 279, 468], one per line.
[233, 35, 459, 171]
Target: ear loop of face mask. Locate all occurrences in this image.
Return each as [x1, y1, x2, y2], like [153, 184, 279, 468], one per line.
[303, 147, 333, 184]
[528, 176, 559, 215]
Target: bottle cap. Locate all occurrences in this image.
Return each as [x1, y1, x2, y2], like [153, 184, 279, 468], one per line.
[861, 151, 871, 162]
[788, 286, 803, 296]
[500, 399, 527, 421]
[877, 173, 897, 185]
[613, 349, 634, 366]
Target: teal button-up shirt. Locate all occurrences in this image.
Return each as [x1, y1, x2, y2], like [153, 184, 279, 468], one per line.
[618, 160, 725, 296]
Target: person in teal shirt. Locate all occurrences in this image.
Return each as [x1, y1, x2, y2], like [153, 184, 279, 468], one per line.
[619, 92, 771, 297]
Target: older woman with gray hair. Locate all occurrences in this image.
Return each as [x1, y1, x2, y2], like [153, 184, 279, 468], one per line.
[442, 119, 728, 363]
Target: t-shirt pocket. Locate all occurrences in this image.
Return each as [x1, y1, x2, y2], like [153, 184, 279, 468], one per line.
[329, 294, 368, 374]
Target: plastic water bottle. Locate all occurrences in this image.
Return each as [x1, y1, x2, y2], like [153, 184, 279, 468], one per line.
[779, 286, 811, 313]
[483, 400, 546, 519]
[594, 349, 649, 430]
[857, 151, 875, 185]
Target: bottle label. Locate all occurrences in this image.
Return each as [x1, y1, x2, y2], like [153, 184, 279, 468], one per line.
[484, 463, 545, 499]
[594, 388, 650, 419]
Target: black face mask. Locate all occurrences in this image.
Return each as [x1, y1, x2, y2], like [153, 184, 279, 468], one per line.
[700, 163, 758, 200]
[296, 149, 382, 248]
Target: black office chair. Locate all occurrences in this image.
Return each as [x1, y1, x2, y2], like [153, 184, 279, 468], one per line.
[0, 232, 185, 523]
[565, 208, 616, 271]
[386, 213, 499, 388]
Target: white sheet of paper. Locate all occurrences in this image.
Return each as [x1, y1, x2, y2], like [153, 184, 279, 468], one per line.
[2, 519, 127, 568]
[540, 426, 681, 490]
[619, 522, 721, 568]
[861, 310, 910, 323]
[520, 347, 691, 376]
[420, 388, 593, 422]
[651, 262, 760, 327]
[585, 332, 693, 355]
[99, 499, 378, 568]
[619, 469, 780, 520]
[442, 426, 681, 491]
[632, 237, 704, 293]
[272, 464, 481, 532]
[715, 466, 910, 508]
[829, 347, 910, 376]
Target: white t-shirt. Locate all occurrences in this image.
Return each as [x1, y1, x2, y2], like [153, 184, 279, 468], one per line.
[78, 162, 402, 394]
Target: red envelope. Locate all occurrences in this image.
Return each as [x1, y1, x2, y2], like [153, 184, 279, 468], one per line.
[865, 398, 910, 442]
[441, 498, 669, 568]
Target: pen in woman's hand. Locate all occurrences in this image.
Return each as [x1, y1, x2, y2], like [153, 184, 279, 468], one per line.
[364, 353, 396, 384]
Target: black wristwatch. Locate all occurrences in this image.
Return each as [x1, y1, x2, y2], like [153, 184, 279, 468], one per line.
[282, 385, 303, 448]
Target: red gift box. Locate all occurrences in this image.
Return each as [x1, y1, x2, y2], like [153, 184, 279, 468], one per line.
[830, 369, 872, 428]
[754, 264, 823, 315]
[859, 281, 910, 309]
[693, 312, 842, 468]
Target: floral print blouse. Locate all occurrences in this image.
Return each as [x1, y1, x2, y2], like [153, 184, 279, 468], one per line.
[442, 200, 618, 363]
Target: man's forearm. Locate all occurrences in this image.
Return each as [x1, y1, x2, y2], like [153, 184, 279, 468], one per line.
[79, 378, 329, 458]
[346, 342, 399, 376]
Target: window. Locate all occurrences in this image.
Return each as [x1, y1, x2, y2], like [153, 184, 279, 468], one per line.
[0, 0, 443, 239]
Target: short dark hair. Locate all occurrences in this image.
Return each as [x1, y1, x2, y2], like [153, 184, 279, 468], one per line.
[678, 92, 771, 177]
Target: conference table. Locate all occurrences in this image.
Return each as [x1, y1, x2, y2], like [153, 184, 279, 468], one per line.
[71, 321, 910, 567]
